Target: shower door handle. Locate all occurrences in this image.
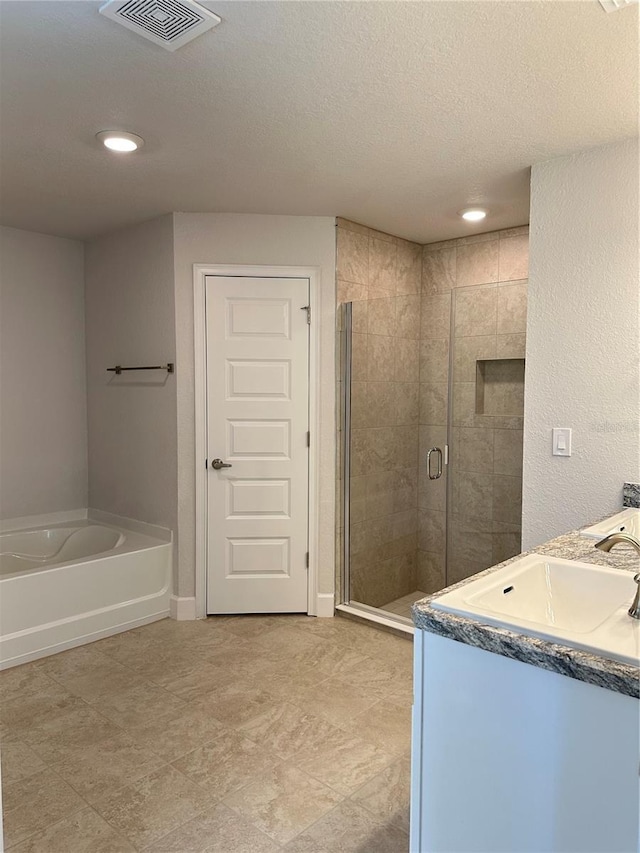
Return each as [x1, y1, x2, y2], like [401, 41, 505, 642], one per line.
[427, 447, 443, 480]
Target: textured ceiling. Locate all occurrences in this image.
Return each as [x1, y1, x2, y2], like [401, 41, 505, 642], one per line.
[0, 0, 637, 242]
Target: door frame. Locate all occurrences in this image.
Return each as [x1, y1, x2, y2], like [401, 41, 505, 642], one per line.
[193, 264, 321, 618]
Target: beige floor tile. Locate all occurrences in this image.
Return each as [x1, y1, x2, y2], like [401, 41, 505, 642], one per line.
[172, 730, 281, 799]
[21, 703, 123, 764]
[386, 678, 414, 708]
[335, 626, 413, 666]
[246, 660, 329, 704]
[0, 676, 81, 737]
[291, 727, 395, 796]
[291, 677, 379, 728]
[90, 682, 188, 730]
[209, 614, 283, 639]
[340, 700, 412, 756]
[196, 637, 279, 677]
[192, 683, 277, 728]
[238, 701, 342, 761]
[2, 768, 87, 848]
[331, 656, 405, 697]
[146, 663, 225, 700]
[34, 644, 114, 679]
[351, 756, 411, 832]
[95, 631, 209, 681]
[284, 615, 376, 647]
[124, 650, 212, 685]
[51, 731, 165, 805]
[382, 603, 405, 615]
[126, 618, 229, 651]
[92, 630, 165, 664]
[288, 640, 369, 677]
[40, 650, 146, 703]
[0, 664, 68, 703]
[7, 806, 136, 853]
[181, 627, 255, 658]
[282, 837, 327, 853]
[0, 738, 47, 785]
[147, 803, 280, 852]
[360, 632, 414, 666]
[283, 799, 409, 853]
[254, 626, 328, 660]
[224, 764, 342, 845]
[1, 614, 415, 852]
[124, 703, 226, 763]
[93, 765, 212, 850]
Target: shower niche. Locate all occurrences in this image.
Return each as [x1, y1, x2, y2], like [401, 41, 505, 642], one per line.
[475, 358, 525, 418]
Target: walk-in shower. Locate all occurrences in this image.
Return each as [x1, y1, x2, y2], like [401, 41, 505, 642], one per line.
[336, 227, 529, 628]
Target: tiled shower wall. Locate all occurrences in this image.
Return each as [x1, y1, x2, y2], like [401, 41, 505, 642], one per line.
[336, 219, 529, 606]
[335, 218, 423, 607]
[419, 226, 529, 590]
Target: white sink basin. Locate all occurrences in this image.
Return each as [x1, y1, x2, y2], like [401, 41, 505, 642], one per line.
[432, 554, 640, 666]
[580, 507, 640, 540]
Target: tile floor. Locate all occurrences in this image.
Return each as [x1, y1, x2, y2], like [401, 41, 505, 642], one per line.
[0, 614, 413, 852]
[381, 592, 427, 621]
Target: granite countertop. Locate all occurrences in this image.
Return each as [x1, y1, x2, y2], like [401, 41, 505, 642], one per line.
[412, 520, 640, 699]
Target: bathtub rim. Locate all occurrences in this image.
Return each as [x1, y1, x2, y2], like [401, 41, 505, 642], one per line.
[0, 507, 172, 542]
[0, 521, 169, 580]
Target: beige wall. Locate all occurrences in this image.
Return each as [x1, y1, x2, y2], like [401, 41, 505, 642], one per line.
[0, 226, 87, 519]
[419, 227, 529, 589]
[85, 216, 178, 559]
[336, 218, 423, 607]
[173, 213, 337, 600]
[524, 138, 640, 547]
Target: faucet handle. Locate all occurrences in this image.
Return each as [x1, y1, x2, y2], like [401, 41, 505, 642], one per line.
[629, 574, 640, 620]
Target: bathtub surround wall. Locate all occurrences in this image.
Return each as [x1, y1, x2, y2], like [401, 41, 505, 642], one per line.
[524, 138, 640, 548]
[419, 228, 528, 590]
[336, 218, 423, 607]
[0, 226, 87, 519]
[84, 215, 179, 579]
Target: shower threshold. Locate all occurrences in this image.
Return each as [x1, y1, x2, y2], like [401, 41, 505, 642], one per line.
[335, 601, 415, 635]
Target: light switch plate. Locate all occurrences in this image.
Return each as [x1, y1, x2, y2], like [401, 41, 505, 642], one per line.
[552, 428, 572, 457]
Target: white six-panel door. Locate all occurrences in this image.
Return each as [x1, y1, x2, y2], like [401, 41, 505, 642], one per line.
[205, 276, 310, 613]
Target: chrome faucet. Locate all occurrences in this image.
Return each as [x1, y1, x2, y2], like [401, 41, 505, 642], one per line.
[594, 532, 640, 620]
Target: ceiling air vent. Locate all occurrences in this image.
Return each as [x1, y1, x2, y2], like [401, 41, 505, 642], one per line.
[599, 0, 638, 11]
[99, 0, 221, 51]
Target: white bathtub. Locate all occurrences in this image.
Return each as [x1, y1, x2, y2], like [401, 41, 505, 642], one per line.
[0, 515, 171, 669]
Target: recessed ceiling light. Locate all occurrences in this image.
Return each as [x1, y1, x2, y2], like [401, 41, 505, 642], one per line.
[96, 130, 145, 152]
[459, 208, 488, 222]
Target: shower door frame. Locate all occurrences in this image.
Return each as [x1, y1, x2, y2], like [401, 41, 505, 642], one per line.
[336, 301, 416, 634]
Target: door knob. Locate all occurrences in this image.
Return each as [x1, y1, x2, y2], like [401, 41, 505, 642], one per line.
[210, 458, 232, 470]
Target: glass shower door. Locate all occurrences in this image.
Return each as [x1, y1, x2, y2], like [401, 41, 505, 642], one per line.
[340, 300, 434, 622]
[446, 284, 526, 585]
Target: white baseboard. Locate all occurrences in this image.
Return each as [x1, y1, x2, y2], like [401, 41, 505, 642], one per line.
[315, 593, 335, 618]
[170, 595, 197, 621]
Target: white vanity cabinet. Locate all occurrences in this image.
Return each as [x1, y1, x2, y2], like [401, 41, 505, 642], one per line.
[410, 630, 639, 853]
